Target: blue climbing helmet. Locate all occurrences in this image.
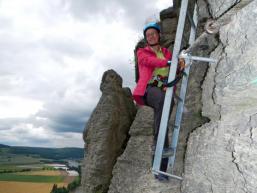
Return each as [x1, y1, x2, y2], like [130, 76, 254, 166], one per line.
[143, 22, 161, 37]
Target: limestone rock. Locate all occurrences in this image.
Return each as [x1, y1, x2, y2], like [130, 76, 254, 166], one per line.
[82, 69, 137, 193]
[207, 0, 239, 18]
[81, 1, 257, 193]
[106, 5, 210, 192]
[182, 1, 257, 193]
[197, 0, 211, 22]
[108, 107, 181, 193]
[160, 17, 178, 49]
[160, 7, 177, 20]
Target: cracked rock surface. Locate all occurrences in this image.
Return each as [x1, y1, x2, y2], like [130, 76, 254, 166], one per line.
[108, 107, 181, 193]
[81, 70, 137, 193]
[207, 0, 239, 18]
[182, 1, 257, 193]
[81, 1, 257, 193]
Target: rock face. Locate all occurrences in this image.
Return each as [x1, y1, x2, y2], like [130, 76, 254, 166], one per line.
[81, 1, 257, 193]
[160, 7, 178, 49]
[108, 107, 181, 193]
[82, 70, 137, 193]
[107, 2, 216, 192]
[182, 1, 257, 193]
[207, 0, 239, 18]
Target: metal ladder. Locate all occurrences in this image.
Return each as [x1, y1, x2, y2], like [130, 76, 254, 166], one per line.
[152, 0, 217, 181]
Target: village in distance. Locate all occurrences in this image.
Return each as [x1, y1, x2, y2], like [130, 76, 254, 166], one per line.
[0, 144, 84, 193]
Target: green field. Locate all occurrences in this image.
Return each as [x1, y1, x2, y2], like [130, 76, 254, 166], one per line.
[0, 162, 44, 173]
[0, 152, 52, 173]
[0, 144, 81, 193]
[0, 144, 84, 161]
[0, 165, 19, 171]
[0, 173, 64, 183]
[0, 154, 50, 165]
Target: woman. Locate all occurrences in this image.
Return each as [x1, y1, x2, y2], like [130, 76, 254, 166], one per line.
[133, 22, 172, 180]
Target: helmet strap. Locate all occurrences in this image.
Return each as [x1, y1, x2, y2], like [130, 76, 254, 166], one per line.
[149, 42, 159, 46]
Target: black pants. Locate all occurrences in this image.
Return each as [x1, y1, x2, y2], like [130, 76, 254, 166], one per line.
[144, 86, 173, 172]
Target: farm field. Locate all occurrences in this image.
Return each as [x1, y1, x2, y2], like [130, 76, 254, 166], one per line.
[0, 181, 66, 193]
[0, 154, 49, 173]
[0, 173, 64, 183]
[0, 170, 76, 193]
[0, 154, 48, 166]
[15, 170, 62, 176]
[0, 144, 82, 193]
[0, 164, 43, 172]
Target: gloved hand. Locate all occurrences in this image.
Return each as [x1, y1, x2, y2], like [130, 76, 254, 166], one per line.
[178, 58, 185, 71]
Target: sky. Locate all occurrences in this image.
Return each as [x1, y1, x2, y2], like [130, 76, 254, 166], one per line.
[0, 0, 172, 148]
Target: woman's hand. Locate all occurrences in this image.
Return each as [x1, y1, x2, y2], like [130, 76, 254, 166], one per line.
[178, 58, 185, 71]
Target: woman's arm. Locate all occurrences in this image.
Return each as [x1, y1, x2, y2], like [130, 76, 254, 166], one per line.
[137, 48, 169, 68]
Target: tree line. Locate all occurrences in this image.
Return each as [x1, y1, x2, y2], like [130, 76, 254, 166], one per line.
[50, 166, 81, 193]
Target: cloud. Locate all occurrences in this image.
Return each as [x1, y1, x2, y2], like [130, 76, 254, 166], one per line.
[0, 123, 83, 147]
[42, 37, 93, 60]
[0, 0, 171, 147]
[0, 96, 43, 118]
[65, 0, 170, 30]
[36, 102, 92, 133]
[0, 118, 25, 130]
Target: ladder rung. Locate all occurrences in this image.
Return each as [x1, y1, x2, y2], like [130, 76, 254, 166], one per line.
[182, 71, 188, 76]
[169, 123, 177, 129]
[187, 11, 196, 29]
[162, 147, 174, 158]
[168, 123, 179, 128]
[152, 169, 183, 181]
[174, 94, 183, 102]
[152, 147, 174, 157]
[173, 125, 179, 130]
[180, 52, 217, 63]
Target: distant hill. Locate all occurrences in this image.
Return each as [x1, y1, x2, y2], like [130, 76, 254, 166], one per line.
[0, 144, 84, 160]
[0, 144, 10, 148]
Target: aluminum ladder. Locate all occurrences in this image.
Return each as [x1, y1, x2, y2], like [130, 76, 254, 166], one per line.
[152, 0, 217, 181]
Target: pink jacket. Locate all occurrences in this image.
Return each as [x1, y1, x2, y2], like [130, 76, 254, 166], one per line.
[133, 46, 172, 105]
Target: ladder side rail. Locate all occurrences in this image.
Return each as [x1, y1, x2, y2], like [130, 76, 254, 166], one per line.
[152, 0, 189, 174]
[186, 11, 196, 30]
[167, 3, 198, 173]
[167, 58, 191, 172]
